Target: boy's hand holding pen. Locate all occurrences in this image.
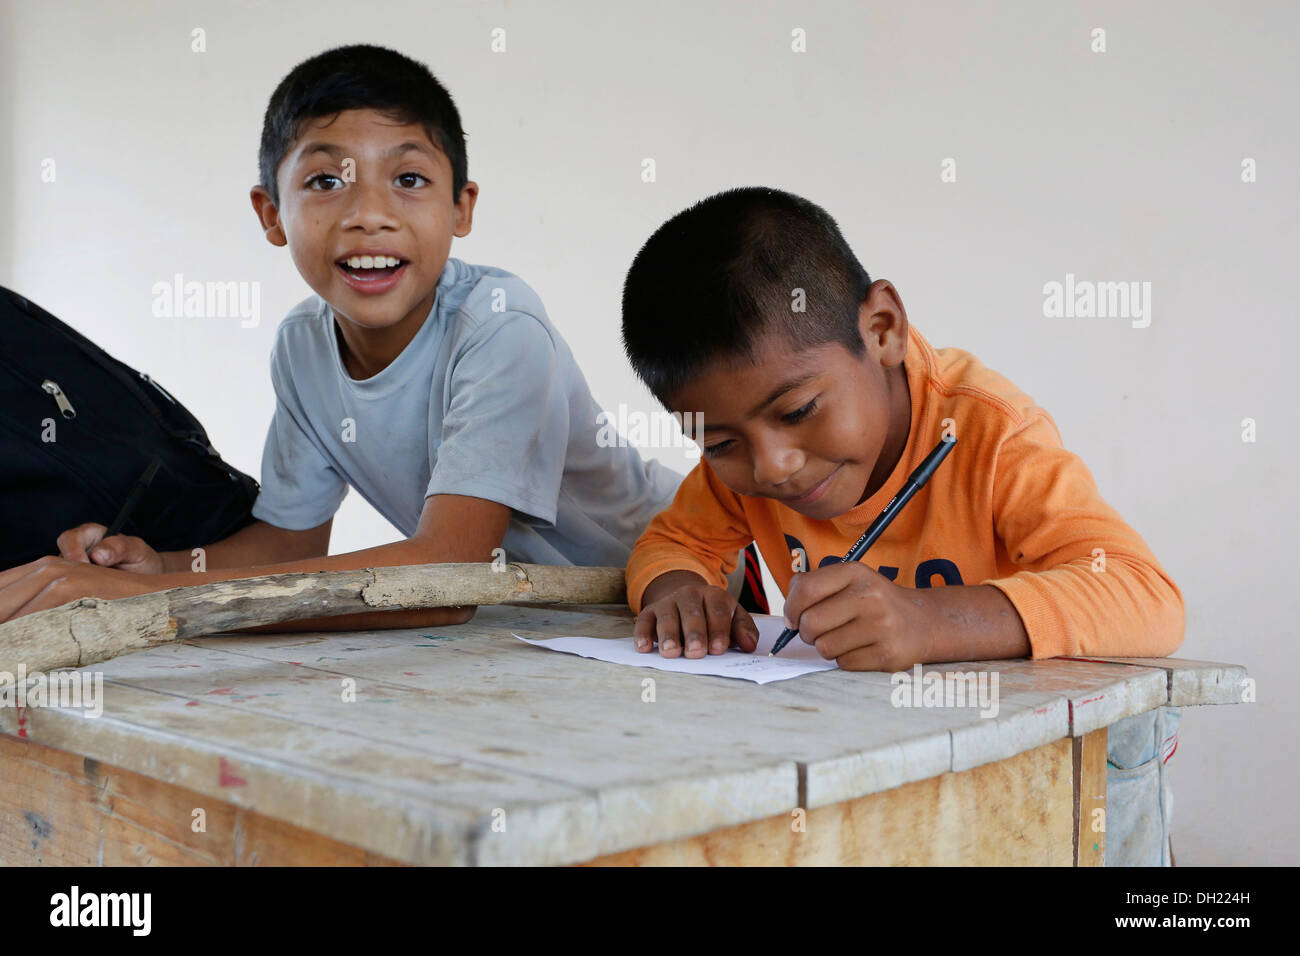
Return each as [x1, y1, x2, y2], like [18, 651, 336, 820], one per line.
[769, 435, 956, 660]
[777, 560, 932, 671]
[56, 456, 166, 574]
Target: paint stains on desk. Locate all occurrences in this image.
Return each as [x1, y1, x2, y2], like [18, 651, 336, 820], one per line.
[413, 634, 466, 647]
[218, 757, 248, 787]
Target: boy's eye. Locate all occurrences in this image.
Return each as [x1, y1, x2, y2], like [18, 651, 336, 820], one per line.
[396, 172, 429, 188]
[306, 173, 344, 191]
[703, 439, 734, 458]
[782, 398, 818, 423]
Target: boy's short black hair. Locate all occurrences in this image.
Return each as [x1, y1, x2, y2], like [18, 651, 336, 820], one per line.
[621, 186, 871, 402]
[258, 44, 467, 207]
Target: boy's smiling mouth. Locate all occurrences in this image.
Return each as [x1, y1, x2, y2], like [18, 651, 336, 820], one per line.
[775, 464, 842, 507]
[335, 250, 410, 294]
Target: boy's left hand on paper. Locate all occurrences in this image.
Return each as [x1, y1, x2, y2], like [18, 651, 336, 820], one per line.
[0, 556, 158, 623]
[782, 561, 928, 672]
[634, 570, 760, 659]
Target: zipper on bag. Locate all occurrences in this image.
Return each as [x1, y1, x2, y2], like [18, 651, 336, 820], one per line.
[140, 371, 178, 404]
[41, 379, 77, 419]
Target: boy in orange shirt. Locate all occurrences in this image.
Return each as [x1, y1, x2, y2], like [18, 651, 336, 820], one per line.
[621, 186, 1184, 671]
[621, 186, 1186, 867]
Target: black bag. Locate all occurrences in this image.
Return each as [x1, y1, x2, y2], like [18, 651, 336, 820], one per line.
[0, 286, 259, 568]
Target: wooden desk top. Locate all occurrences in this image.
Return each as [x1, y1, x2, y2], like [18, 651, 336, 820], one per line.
[0, 604, 1248, 865]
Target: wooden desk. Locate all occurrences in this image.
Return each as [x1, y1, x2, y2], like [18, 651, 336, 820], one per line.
[0, 605, 1248, 866]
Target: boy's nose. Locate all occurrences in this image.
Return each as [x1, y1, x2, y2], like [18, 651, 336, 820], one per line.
[751, 439, 804, 489]
[340, 178, 401, 231]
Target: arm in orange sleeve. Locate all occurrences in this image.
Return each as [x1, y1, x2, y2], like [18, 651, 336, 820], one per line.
[977, 409, 1186, 659]
[625, 459, 755, 614]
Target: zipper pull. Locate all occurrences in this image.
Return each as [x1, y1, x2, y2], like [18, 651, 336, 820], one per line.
[41, 379, 77, 419]
[140, 372, 177, 404]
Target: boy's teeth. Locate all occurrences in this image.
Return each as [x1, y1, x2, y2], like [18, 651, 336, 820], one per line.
[344, 256, 402, 269]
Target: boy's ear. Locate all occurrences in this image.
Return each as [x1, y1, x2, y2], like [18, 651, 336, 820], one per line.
[857, 279, 908, 364]
[249, 185, 288, 247]
[452, 180, 479, 239]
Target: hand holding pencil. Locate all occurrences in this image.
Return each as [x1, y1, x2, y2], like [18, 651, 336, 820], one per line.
[770, 435, 956, 658]
[56, 457, 167, 574]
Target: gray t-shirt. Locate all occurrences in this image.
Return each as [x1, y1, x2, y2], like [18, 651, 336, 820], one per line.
[251, 257, 681, 566]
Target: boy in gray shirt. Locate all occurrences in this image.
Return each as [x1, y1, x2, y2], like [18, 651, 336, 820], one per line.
[2, 44, 678, 631]
[257, 256, 678, 568]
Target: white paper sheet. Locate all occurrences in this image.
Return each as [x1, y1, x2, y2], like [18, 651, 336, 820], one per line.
[511, 614, 837, 684]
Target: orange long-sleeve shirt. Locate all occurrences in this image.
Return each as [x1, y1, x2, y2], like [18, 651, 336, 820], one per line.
[626, 324, 1185, 660]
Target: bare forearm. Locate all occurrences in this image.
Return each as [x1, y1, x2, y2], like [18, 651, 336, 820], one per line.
[148, 500, 508, 632]
[908, 584, 1031, 663]
[158, 520, 326, 573]
[153, 536, 488, 590]
[240, 605, 475, 633]
[6, 496, 512, 630]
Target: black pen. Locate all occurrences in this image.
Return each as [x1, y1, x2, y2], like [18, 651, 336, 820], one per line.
[101, 456, 162, 542]
[769, 435, 957, 657]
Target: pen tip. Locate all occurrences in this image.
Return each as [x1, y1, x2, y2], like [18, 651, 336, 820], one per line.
[767, 651, 774, 657]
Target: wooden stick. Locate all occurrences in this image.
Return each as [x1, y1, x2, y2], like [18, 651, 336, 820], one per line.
[0, 562, 626, 676]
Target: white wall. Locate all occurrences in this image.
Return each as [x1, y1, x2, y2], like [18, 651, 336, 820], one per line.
[3, 0, 1294, 864]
